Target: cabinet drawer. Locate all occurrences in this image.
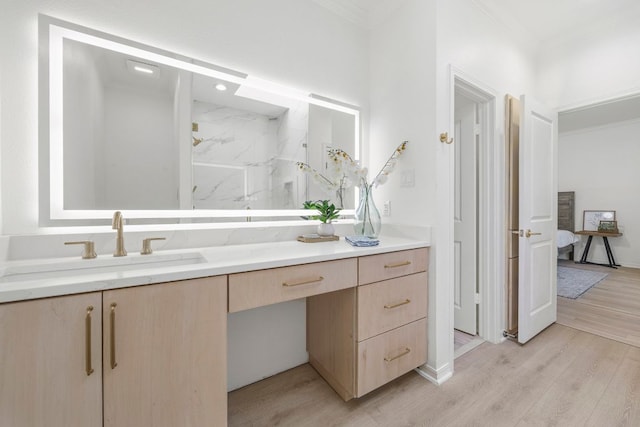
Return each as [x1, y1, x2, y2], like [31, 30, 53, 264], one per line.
[358, 248, 428, 285]
[357, 272, 427, 341]
[356, 318, 427, 397]
[229, 258, 357, 312]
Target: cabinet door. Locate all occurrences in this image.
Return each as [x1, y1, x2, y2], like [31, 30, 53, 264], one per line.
[103, 277, 227, 427]
[0, 293, 103, 426]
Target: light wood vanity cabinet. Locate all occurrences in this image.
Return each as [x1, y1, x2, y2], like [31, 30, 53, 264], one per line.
[0, 276, 227, 427]
[308, 248, 429, 400]
[103, 276, 227, 427]
[0, 292, 103, 426]
[0, 244, 427, 425]
[229, 258, 357, 313]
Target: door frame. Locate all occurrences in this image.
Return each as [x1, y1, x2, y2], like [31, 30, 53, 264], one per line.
[453, 92, 479, 336]
[419, 66, 503, 385]
[452, 68, 503, 345]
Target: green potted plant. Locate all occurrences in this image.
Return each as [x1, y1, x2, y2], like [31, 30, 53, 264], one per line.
[303, 200, 340, 236]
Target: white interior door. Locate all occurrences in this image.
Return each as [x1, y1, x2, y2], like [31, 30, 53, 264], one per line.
[517, 95, 557, 344]
[454, 97, 477, 335]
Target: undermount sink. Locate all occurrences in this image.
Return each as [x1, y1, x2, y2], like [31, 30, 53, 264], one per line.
[0, 252, 207, 283]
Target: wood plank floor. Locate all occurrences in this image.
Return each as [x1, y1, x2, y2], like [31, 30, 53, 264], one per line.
[454, 329, 484, 359]
[557, 260, 640, 348]
[228, 323, 640, 426]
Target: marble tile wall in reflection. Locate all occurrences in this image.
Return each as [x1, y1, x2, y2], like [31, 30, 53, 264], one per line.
[191, 99, 308, 210]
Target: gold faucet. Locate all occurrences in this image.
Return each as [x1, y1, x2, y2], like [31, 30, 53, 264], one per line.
[112, 211, 127, 257]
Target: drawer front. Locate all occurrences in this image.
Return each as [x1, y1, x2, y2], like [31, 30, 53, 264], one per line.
[358, 248, 429, 285]
[356, 318, 427, 397]
[228, 258, 357, 312]
[357, 272, 427, 341]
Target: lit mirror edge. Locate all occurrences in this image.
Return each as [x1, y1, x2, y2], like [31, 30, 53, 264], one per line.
[51, 209, 356, 220]
[38, 217, 356, 236]
[39, 14, 361, 226]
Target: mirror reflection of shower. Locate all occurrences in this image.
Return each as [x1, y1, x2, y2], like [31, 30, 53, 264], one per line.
[189, 84, 309, 211]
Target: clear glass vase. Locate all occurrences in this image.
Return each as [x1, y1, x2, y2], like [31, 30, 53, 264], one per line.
[353, 184, 381, 238]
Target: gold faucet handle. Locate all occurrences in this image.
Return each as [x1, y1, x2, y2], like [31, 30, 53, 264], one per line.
[141, 237, 166, 255]
[65, 241, 97, 259]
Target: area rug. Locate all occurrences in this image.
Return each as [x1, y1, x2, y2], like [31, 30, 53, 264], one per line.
[557, 266, 608, 299]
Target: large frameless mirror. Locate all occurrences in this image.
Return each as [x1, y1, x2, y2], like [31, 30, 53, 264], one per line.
[39, 16, 360, 225]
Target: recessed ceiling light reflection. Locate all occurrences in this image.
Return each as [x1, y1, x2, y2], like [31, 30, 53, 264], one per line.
[125, 59, 160, 78]
[215, 83, 227, 91]
[134, 65, 154, 74]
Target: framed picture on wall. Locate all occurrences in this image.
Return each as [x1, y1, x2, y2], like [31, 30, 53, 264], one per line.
[582, 210, 616, 231]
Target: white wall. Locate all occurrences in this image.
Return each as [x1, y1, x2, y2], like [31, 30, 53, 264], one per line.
[0, 0, 369, 234]
[365, 0, 539, 384]
[62, 41, 102, 209]
[431, 0, 537, 380]
[369, 0, 437, 228]
[537, 9, 640, 268]
[536, 17, 640, 110]
[101, 85, 177, 209]
[559, 119, 640, 268]
[368, 0, 439, 380]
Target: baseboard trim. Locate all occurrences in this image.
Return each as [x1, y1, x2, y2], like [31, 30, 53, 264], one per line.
[414, 362, 453, 385]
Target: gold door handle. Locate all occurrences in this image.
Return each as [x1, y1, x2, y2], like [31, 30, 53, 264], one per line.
[282, 276, 324, 287]
[85, 306, 94, 376]
[110, 303, 118, 369]
[384, 261, 411, 269]
[384, 299, 411, 309]
[384, 347, 411, 362]
[525, 229, 542, 238]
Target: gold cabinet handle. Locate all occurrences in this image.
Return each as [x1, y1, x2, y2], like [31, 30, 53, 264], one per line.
[384, 261, 411, 269]
[384, 299, 411, 309]
[282, 276, 324, 287]
[110, 303, 118, 369]
[384, 347, 411, 362]
[85, 306, 94, 376]
[525, 229, 542, 238]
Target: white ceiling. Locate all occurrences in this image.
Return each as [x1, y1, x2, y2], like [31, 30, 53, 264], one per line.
[314, 0, 640, 44]
[314, 0, 640, 130]
[311, 0, 406, 28]
[473, 0, 640, 46]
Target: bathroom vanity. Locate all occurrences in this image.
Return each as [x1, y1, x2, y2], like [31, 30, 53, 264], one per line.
[0, 237, 428, 426]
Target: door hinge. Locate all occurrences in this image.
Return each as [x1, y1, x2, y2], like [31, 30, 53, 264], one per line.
[474, 293, 480, 304]
[503, 330, 518, 339]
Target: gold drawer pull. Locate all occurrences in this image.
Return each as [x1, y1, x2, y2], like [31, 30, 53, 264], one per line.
[282, 276, 324, 287]
[384, 261, 411, 269]
[384, 347, 411, 363]
[384, 299, 411, 309]
[85, 306, 94, 376]
[110, 303, 118, 369]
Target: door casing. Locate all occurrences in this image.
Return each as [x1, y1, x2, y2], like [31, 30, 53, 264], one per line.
[417, 66, 502, 385]
[453, 93, 478, 336]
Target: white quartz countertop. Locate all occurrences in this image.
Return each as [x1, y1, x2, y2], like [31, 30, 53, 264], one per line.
[0, 236, 429, 303]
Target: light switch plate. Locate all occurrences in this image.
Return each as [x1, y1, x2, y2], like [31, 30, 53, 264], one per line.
[400, 169, 415, 187]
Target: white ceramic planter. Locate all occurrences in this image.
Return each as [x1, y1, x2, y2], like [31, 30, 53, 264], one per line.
[317, 222, 335, 236]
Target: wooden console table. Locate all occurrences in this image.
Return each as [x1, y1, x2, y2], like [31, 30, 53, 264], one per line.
[574, 230, 623, 268]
